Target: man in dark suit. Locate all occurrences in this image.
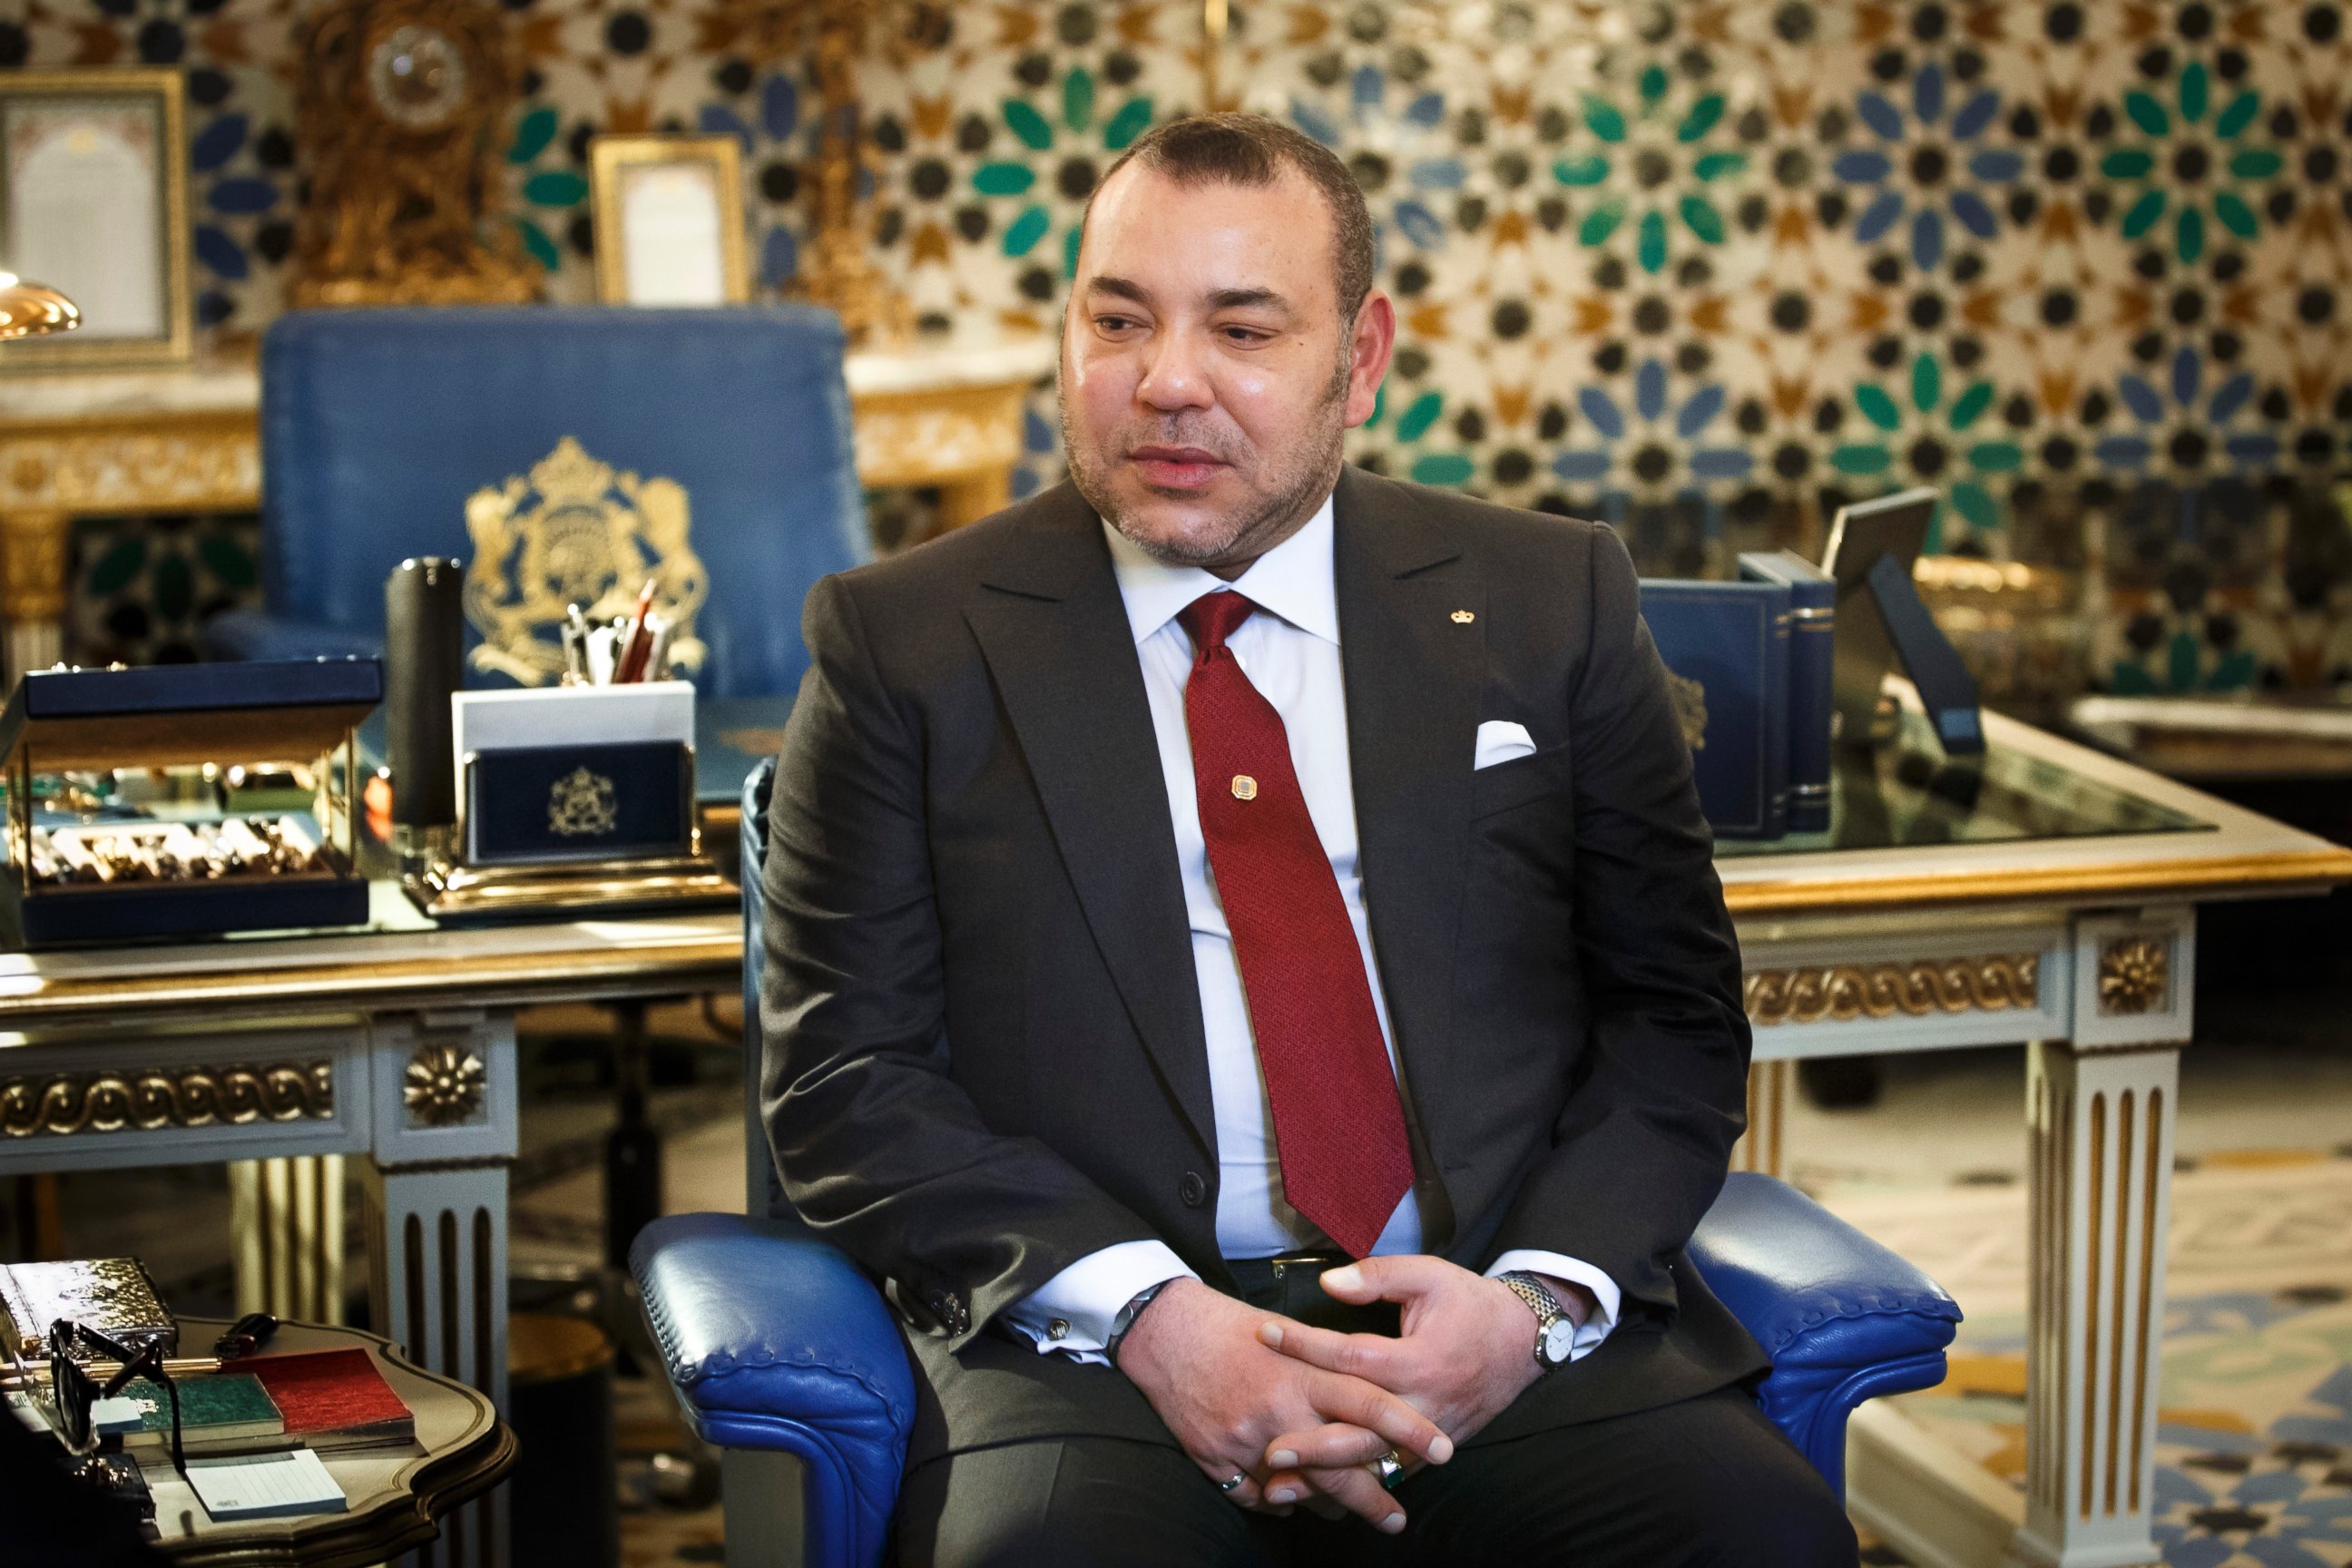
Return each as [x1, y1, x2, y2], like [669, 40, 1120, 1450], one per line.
[763, 113, 1856, 1565]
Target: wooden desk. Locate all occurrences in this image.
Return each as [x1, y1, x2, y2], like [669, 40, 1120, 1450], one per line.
[0, 889, 735, 1568]
[142, 1316, 514, 1568]
[0, 330, 1054, 681]
[1719, 703, 2352, 1568]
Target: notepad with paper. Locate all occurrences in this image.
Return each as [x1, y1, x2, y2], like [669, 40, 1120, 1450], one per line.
[184, 1447, 348, 1520]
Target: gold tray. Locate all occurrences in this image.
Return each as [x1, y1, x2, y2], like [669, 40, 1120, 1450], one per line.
[404, 851, 731, 920]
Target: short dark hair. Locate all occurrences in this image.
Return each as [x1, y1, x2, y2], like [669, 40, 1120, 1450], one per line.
[1083, 113, 1375, 321]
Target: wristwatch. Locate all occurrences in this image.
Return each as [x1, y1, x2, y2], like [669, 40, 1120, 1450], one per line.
[1497, 1271, 1577, 1372]
[1103, 1280, 1172, 1367]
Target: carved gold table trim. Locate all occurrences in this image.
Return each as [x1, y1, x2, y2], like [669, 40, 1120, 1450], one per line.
[1746, 953, 2041, 1027]
[1722, 846, 2352, 918]
[1, 1059, 333, 1136]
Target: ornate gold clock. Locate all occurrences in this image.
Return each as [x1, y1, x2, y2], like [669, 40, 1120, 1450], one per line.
[289, 0, 540, 307]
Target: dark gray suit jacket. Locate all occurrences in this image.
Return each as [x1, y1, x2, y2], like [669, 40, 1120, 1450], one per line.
[760, 466, 1767, 1468]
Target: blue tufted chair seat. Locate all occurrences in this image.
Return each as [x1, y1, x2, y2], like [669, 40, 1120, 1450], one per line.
[631, 760, 1961, 1568]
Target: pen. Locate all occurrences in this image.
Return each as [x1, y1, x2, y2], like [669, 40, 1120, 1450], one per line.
[613, 578, 659, 683]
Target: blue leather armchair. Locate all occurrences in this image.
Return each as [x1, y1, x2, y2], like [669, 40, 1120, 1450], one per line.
[632, 760, 1962, 1567]
[211, 305, 869, 698]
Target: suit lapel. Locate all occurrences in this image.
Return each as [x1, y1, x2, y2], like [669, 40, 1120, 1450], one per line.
[1334, 466, 1484, 1191]
[962, 488, 1217, 1153]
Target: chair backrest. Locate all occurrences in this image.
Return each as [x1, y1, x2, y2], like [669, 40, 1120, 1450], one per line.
[260, 306, 869, 699]
[740, 755, 790, 1220]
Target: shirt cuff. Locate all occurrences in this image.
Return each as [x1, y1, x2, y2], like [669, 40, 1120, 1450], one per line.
[1486, 1250, 1621, 1363]
[998, 1241, 1199, 1366]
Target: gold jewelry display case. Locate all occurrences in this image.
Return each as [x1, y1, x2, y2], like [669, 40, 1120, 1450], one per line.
[0, 659, 378, 948]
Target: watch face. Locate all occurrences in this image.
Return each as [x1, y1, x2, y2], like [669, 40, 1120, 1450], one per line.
[368, 24, 469, 130]
[1542, 1318, 1576, 1365]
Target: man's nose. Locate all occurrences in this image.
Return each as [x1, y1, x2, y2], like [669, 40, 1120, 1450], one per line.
[1134, 329, 1214, 414]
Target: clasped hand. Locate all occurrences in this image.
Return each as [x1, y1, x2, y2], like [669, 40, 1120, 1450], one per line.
[1115, 1258, 1559, 1534]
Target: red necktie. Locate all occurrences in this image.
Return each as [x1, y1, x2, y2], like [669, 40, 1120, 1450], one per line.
[1178, 592, 1414, 1259]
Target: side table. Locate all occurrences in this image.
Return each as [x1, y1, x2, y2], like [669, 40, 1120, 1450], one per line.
[140, 1316, 516, 1568]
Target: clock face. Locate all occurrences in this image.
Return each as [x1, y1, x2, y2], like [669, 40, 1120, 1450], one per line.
[367, 24, 470, 131]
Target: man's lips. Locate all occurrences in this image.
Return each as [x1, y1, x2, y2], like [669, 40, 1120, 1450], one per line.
[1127, 446, 1228, 488]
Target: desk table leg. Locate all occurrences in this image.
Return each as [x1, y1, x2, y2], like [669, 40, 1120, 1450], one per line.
[937, 469, 1012, 531]
[0, 507, 70, 681]
[368, 1010, 520, 1568]
[367, 1156, 511, 1568]
[230, 1154, 348, 1323]
[2013, 1038, 2178, 1568]
[1731, 1060, 1791, 1178]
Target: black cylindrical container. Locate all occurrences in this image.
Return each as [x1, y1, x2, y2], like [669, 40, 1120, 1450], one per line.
[384, 556, 465, 828]
[507, 1313, 620, 1568]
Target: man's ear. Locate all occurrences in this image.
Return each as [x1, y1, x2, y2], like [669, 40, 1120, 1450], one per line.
[1344, 291, 1397, 430]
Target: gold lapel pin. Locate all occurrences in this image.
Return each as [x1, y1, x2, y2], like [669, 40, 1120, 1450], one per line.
[1231, 775, 1259, 800]
[1451, 610, 1475, 624]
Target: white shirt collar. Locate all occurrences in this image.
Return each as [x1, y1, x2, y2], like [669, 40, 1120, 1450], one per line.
[1100, 493, 1339, 648]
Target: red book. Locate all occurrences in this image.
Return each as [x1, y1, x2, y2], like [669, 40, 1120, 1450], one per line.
[241, 1349, 416, 1451]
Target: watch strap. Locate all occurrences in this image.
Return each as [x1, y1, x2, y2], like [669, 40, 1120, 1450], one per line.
[1496, 1271, 1566, 1369]
[1104, 1279, 1172, 1367]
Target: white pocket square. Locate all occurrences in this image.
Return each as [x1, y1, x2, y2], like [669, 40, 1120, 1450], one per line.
[1474, 720, 1537, 770]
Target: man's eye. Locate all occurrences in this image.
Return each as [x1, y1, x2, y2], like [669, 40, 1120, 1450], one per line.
[1096, 315, 1141, 333]
[1221, 328, 1269, 345]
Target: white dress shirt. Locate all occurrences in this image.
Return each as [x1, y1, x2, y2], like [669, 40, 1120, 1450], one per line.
[997, 495, 1620, 1365]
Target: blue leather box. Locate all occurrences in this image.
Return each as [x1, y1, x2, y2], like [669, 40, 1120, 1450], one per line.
[1738, 550, 1837, 833]
[1638, 577, 1792, 839]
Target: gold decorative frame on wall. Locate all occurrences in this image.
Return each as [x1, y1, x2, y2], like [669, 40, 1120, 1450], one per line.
[588, 133, 750, 308]
[0, 67, 191, 371]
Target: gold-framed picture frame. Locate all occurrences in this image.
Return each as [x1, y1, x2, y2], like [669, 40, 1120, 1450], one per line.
[0, 67, 193, 371]
[588, 134, 750, 308]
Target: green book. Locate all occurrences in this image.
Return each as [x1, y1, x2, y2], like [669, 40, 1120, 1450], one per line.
[118, 1372, 286, 1454]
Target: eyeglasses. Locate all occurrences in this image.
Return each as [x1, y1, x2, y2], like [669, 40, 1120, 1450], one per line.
[46, 1317, 189, 1486]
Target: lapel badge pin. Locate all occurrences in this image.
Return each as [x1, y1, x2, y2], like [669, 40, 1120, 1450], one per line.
[1451, 610, 1475, 624]
[1231, 775, 1259, 800]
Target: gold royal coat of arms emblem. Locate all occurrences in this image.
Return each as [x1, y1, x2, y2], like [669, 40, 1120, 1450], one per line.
[462, 436, 710, 685]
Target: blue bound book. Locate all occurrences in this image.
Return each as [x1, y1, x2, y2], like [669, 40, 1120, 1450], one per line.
[1638, 577, 1791, 840]
[1738, 550, 1836, 832]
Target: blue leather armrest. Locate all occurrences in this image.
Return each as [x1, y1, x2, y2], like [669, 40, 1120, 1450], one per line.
[1687, 1172, 1962, 1495]
[202, 608, 382, 663]
[632, 1212, 914, 1568]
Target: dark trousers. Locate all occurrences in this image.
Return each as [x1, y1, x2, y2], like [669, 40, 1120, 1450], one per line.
[894, 1259, 1857, 1568]
[893, 1386, 1855, 1568]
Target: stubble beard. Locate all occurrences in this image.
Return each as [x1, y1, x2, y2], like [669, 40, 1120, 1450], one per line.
[1061, 350, 1354, 571]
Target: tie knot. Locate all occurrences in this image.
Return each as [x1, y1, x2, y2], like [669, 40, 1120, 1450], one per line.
[1178, 591, 1257, 663]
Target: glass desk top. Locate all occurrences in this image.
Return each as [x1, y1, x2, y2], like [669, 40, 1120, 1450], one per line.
[1716, 708, 2216, 859]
